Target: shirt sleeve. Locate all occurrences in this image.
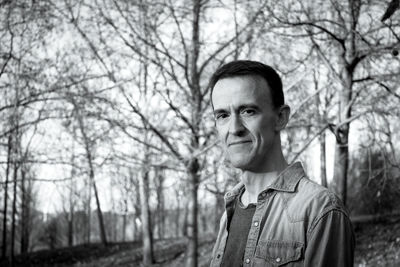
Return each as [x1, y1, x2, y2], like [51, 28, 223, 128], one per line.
[304, 209, 356, 267]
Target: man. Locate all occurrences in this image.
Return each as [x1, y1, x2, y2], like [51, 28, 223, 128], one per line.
[209, 60, 355, 266]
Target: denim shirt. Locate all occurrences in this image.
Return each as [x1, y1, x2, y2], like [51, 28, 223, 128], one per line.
[210, 162, 355, 267]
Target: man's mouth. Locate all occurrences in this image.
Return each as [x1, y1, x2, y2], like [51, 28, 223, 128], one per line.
[228, 140, 252, 146]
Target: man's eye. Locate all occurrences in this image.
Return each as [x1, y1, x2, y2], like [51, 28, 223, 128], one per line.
[216, 113, 229, 120]
[241, 109, 255, 116]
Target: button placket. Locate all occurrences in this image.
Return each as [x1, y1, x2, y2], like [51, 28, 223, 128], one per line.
[243, 194, 271, 266]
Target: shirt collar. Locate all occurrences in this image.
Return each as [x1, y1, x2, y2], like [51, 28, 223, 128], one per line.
[224, 182, 244, 200]
[225, 162, 305, 199]
[268, 162, 305, 192]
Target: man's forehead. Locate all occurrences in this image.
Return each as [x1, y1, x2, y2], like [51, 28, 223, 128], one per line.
[215, 74, 265, 86]
[212, 75, 271, 105]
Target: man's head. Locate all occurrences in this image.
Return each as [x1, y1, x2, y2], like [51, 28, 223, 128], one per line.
[209, 60, 290, 172]
[209, 60, 284, 110]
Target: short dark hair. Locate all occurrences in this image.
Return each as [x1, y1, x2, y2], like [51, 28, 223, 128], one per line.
[209, 60, 284, 109]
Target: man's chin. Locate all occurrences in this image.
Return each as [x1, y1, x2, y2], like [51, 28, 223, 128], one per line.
[228, 157, 252, 170]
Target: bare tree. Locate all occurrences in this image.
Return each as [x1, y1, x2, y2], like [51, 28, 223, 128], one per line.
[1, 134, 12, 259]
[54, 1, 269, 265]
[68, 94, 108, 245]
[264, 0, 400, 204]
[138, 147, 154, 265]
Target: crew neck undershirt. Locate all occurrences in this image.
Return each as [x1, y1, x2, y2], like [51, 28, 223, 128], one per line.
[220, 189, 256, 266]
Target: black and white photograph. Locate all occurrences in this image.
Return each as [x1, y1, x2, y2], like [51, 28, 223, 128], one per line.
[0, 0, 399, 266]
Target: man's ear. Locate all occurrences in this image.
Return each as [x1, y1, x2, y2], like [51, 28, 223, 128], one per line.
[275, 105, 290, 131]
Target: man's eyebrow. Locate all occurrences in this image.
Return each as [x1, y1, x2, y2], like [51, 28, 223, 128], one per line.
[213, 105, 261, 115]
[238, 104, 260, 111]
[213, 108, 227, 115]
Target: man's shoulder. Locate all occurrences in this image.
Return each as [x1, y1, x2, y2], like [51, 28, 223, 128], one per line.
[298, 177, 343, 207]
[284, 176, 348, 221]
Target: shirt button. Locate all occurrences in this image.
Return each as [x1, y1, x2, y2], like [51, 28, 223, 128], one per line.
[245, 258, 250, 264]
[276, 257, 281, 263]
[254, 221, 259, 227]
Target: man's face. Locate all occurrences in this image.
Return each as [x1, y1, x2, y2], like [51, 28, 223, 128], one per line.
[212, 75, 280, 172]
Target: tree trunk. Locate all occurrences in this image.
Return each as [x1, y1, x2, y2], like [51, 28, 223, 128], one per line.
[332, 56, 353, 206]
[68, 137, 76, 247]
[186, 0, 202, 265]
[319, 132, 328, 187]
[11, 144, 18, 261]
[25, 184, 32, 253]
[11, 88, 20, 263]
[122, 207, 127, 242]
[74, 100, 107, 246]
[68, 173, 74, 247]
[332, 0, 361, 206]
[333, 129, 349, 205]
[139, 168, 154, 265]
[186, 158, 200, 267]
[68, 166, 74, 247]
[133, 216, 138, 241]
[114, 213, 118, 242]
[20, 165, 28, 253]
[2, 134, 12, 259]
[314, 72, 328, 187]
[90, 167, 107, 245]
[175, 192, 181, 237]
[183, 202, 188, 237]
[132, 215, 136, 242]
[155, 168, 165, 239]
[133, 175, 141, 242]
[68, 210, 74, 247]
[87, 181, 91, 243]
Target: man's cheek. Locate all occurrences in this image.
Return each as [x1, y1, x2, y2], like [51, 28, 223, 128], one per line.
[217, 131, 225, 143]
[217, 126, 228, 142]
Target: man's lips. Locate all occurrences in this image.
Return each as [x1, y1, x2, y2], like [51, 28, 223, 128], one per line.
[228, 140, 252, 146]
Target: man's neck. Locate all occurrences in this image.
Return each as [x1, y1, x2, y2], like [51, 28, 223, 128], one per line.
[240, 160, 288, 206]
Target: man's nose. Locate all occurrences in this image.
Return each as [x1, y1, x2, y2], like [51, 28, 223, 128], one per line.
[228, 114, 245, 136]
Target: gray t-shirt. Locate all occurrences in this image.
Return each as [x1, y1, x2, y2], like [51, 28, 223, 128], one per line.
[221, 192, 256, 267]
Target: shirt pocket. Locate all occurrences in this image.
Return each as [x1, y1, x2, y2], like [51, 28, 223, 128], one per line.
[251, 240, 304, 267]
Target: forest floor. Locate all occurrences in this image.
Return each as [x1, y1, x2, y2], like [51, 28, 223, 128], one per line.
[354, 220, 400, 267]
[1, 220, 400, 267]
